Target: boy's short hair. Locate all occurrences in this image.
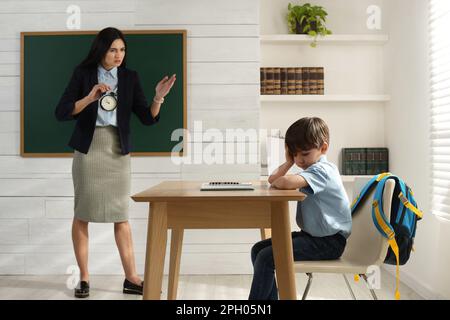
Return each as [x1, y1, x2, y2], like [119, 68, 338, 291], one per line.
[285, 117, 330, 154]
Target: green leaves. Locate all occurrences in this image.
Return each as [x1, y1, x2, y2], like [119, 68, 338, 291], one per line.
[286, 2, 332, 47]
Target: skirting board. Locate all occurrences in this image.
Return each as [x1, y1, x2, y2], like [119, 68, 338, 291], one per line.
[382, 265, 441, 300]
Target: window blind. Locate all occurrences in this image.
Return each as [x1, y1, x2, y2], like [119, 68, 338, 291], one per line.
[430, 0, 450, 219]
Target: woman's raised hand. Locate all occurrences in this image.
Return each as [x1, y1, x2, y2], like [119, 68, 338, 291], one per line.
[155, 74, 176, 99]
[87, 83, 111, 102]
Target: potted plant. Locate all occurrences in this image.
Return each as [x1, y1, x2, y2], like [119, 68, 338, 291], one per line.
[287, 2, 332, 47]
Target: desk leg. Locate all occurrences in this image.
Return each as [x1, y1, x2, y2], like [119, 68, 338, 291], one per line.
[168, 229, 184, 300]
[143, 202, 168, 300]
[270, 201, 297, 300]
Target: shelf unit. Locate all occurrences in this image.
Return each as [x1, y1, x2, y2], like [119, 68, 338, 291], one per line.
[260, 33, 390, 178]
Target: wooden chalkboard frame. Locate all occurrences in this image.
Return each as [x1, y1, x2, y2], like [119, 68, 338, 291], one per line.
[20, 30, 187, 158]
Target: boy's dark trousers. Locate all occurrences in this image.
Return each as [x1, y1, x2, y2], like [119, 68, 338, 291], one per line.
[248, 231, 346, 300]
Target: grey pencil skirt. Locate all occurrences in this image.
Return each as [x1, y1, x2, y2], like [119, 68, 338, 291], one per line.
[72, 126, 131, 223]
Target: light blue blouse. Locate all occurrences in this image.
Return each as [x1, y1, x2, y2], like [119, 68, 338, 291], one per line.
[96, 64, 118, 127]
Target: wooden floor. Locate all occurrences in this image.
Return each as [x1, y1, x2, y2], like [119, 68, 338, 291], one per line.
[0, 269, 423, 300]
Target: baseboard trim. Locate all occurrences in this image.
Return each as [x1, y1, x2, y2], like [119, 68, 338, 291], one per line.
[382, 265, 442, 299]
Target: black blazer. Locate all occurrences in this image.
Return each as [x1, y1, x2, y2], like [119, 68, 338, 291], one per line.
[55, 65, 160, 155]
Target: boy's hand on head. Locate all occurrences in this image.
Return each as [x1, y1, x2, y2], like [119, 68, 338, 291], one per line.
[267, 144, 295, 185]
[285, 144, 294, 165]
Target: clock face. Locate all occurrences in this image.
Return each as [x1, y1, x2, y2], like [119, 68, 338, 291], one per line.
[100, 94, 117, 111]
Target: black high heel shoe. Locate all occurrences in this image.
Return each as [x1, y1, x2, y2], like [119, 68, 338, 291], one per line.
[123, 279, 144, 295]
[74, 281, 90, 298]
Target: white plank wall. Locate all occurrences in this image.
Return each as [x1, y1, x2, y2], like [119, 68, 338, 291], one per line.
[0, 0, 262, 275]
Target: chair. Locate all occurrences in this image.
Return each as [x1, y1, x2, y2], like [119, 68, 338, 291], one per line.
[294, 179, 395, 300]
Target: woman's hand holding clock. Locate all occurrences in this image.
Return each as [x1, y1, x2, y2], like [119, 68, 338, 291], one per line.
[87, 83, 111, 103]
[73, 83, 111, 116]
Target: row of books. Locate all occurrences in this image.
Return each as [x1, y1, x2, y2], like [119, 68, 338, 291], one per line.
[260, 67, 325, 95]
[342, 148, 389, 175]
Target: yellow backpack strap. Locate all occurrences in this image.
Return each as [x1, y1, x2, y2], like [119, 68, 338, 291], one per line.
[373, 200, 395, 239]
[376, 172, 392, 182]
[388, 238, 401, 300]
[373, 199, 401, 300]
[398, 192, 423, 219]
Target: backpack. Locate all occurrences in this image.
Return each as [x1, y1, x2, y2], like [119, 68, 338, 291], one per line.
[351, 172, 423, 299]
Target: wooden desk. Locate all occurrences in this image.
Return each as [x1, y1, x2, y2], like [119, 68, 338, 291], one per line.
[131, 180, 306, 300]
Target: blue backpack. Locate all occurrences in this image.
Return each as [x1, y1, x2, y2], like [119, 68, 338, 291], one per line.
[351, 173, 423, 299]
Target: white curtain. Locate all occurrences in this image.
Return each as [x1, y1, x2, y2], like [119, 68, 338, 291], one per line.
[430, 0, 450, 219]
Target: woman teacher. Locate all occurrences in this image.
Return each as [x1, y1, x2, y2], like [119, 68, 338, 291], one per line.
[55, 27, 176, 298]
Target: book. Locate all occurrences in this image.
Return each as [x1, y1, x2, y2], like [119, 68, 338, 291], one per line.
[260, 68, 266, 95]
[366, 149, 375, 175]
[317, 67, 324, 95]
[295, 67, 303, 95]
[342, 148, 367, 175]
[342, 148, 353, 175]
[273, 67, 281, 95]
[265, 67, 274, 95]
[366, 148, 389, 175]
[377, 148, 389, 173]
[357, 148, 367, 175]
[287, 68, 296, 94]
[309, 67, 318, 95]
[280, 68, 288, 94]
[302, 67, 310, 94]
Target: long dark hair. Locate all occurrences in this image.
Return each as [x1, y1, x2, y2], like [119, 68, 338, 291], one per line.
[78, 27, 127, 69]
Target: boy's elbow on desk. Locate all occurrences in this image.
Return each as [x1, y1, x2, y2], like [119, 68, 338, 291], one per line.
[270, 175, 307, 190]
[267, 175, 277, 185]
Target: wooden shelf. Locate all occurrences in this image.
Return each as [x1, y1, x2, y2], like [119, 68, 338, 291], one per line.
[341, 175, 373, 183]
[260, 175, 372, 183]
[260, 34, 389, 45]
[260, 95, 391, 103]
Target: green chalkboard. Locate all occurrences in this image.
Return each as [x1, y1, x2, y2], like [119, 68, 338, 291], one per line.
[21, 30, 186, 157]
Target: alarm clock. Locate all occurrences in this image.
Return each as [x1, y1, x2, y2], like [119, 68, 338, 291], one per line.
[99, 91, 117, 111]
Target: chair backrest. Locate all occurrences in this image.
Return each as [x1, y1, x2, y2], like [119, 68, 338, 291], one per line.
[342, 179, 395, 266]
